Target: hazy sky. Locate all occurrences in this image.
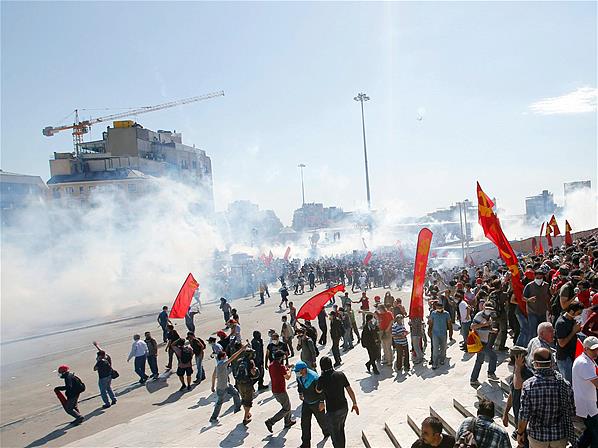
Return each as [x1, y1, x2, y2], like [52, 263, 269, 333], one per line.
[1, 1, 596, 224]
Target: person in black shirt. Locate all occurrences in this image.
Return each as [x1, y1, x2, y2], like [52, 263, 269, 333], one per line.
[165, 324, 180, 369]
[411, 416, 455, 448]
[251, 330, 269, 390]
[93, 348, 117, 408]
[316, 356, 359, 448]
[554, 300, 583, 383]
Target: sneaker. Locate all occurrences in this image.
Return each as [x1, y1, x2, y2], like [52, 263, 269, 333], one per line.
[265, 420, 273, 433]
[242, 418, 252, 426]
[73, 416, 84, 425]
[102, 404, 111, 409]
[284, 420, 297, 428]
[179, 385, 186, 391]
[111, 399, 117, 405]
[365, 363, 371, 373]
[488, 373, 500, 381]
[209, 417, 219, 424]
[470, 380, 481, 388]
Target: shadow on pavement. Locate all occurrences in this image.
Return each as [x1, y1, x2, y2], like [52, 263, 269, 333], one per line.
[219, 422, 249, 447]
[24, 408, 105, 448]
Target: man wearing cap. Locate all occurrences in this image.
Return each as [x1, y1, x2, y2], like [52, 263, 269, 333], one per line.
[522, 270, 551, 341]
[470, 302, 499, 387]
[294, 360, 329, 448]
[54, 365, 84, 425]
[571, 336, 598, 447]
[265, 350, 296, 433]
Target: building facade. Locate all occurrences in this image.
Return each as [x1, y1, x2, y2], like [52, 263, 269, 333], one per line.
[525, 190, 557, 221]
[292, 202, 346, 231]
[0, 170, 48, 225]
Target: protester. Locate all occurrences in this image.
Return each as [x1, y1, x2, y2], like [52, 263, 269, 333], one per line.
[376, 304, 395, 366]
[231, 343, 259, 425]
[295, 361, 330, 448]
[457, 293, 472, 351]
[409, 316, 426, 364]
[412, 416, 455, 448]
[55, 365, 85, 425]
[555, 300, 584, 383]
[144, 331, 159, 379]
[428, 301, 452, 370]
[281, 315, 295, 357]
[329, 311, 343, 367]
[522, 270, 551, 341]
[316, 356, 359, 448]
[209, 346, 245, 423]
[164, 324, 181, 370]
[127, 334, 149, 384]
[296, 327, 318, 370]
[265, 350, 296, 433]
[251, 330, 269, 391]
[392, 314, 410, 373]
[219, 297, 231, 323]
[525, 322, 554, 368]
[456, 398, 510, 448]
[265, 333, 290, 368]
[571, 335, 598, 448]
[361, 313, 381, 374]
[186, 332, 206, 384]
[502, 347, 533, 439]
[157, 306, 170, 344]
[93, 348, 116, 408]
[470, 302, 499, 387]
[317, 308, 328, 345]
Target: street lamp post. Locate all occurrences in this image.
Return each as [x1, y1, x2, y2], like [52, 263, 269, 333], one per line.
[354, 92, 371, 210]
[298, 163, 306, 206]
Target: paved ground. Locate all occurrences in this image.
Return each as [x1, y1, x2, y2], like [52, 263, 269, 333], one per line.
[0, 283, 405, 448]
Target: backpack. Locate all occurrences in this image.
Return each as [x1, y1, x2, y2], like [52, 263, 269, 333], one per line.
[180, 346, 193, 364]
[71, 374, 86, 394]
[233, 357, 251, 383]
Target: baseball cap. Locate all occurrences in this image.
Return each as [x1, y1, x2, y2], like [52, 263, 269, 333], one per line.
[582, 336, 598, 350]
[58, 365, 69, 373]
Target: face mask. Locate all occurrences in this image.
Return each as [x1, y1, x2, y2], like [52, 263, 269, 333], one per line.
[483, 310, 491, 316]
[534, 279, 543, 286]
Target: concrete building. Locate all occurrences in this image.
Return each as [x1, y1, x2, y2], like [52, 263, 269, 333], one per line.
[525, 189, 557, 221]
[564, 180, 591, 207]
[425, 199, 476, 242]
[291, 202, 346, 231]
[0, 170, 48, 225]
[220, 200, 283, 244]
[47, 121, 214, 209]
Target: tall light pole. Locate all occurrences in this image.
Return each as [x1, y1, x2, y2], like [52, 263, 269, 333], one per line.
[298, 163, 306, 206]
[354, 92, 371, 210]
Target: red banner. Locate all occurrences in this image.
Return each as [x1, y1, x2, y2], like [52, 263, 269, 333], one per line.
[477, 183, 525, 315]
[283, 246, 291, 261]
[169, 273, 199, 319]
[408, 228, 433, 319]
[549, 215, 561, 236]
[363, 251, 373, 266]
[546, 223, 553, 249]
[297, 284, 345, 320]
[565, 220, 573, 246]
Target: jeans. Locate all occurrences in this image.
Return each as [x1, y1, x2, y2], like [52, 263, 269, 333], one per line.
[300, 401, 329, 446]
[98, 376, 116, 406]
[470, 342, 497, 382]
[327, 407, 348, 448]
[343, 327, 353, 349]
[556, 357, 573, 384]
[194, 355, 205, 382]
[577, 413, 598, 448]
[160, 325, 168, 343]
[331, 338, 341, 364]
[431, 333, 447, 367]
[134, 355, 148, 381]
[147, 354, 158, 376]
[527, 312, 546, 341]
[210, 385, 241, 420]
[515, 308, 529, 347]
[267, 391, 293, 427]
[494, 313, 508, 349]
[365, 345, 380, 373]
[65, 395, 82, 420]
[411, 335, 424, 363]
[461, 321, 471, 345]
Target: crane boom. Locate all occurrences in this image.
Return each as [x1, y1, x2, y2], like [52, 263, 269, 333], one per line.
[42, 90, 225, 154]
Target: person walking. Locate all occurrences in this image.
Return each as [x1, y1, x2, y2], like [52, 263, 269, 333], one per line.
[376, 304, 394, 366]
[157, 306, 170, 343]
[170, 338, 194, 391]
[317, 308, 328, 346]
[361, 313, 381, 374]
[522, 270, 551, 341]
[296, 327, 318, 370]
[127, 334, 149, 384]
[279, 283, 290, 309]
[409, 316, 425, 364]
[329, 311, 343, 367]
[164, 324, 181, 370]
[555, 300, 584, 383]
[209, 345, 245, 423]
[281, 315, 295, 358]
[392, 314, 410, 373]
[265, 350, 296, 433]
[571, 336, 598, 448]
[220, 297, 231, 323]
[144, 331, 159, 379]
[469, 303, 499, 387]
[316, 356, 359, 448]
[251, 330, 269, 391]
[93, 346, 117, 408]
[54, 365, 85, 425]
[427, 301, 452, 370]
[231, 343, 260, 426]
[294, 361, 330, 448]
[187, 332, 206, 384]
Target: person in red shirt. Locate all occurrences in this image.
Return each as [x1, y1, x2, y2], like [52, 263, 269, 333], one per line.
[353, 292, 370, 327]
[265, 351, 296, 433]
[375, 304, 395, 366]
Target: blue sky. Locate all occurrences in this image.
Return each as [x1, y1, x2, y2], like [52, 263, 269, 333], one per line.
[1, 1, 596, 224]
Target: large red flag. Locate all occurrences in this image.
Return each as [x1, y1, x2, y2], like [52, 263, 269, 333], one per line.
[549, 215, 561, 236]
[363, 251, 373, 266]
[545, 223, 553, 249]
[283, 246, 291, 261]
[169, 273, 199, 318]
[565, 220, 573, 246]
[409, 228, 433, 319]
[297, 284, 345, 320]
[477, 183, 525, 314]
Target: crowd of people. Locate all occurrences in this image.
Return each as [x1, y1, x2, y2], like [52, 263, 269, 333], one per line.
[54, 234, 598, 448]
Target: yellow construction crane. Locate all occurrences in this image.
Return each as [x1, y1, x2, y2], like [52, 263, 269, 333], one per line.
[43, 90, 225, 155]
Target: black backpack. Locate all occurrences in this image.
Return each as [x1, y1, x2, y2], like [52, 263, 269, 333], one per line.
[234, 357, 251, 383]
[180, 346, 193, 364]
[72, 375, 86, 394]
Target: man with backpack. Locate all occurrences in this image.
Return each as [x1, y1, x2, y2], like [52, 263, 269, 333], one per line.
[231, 342, 259, 426]
[171, 338, 194, 391]
[55, 365, 85, 425]
[186, 332, 206, 384]
[455, 398, 510, 448]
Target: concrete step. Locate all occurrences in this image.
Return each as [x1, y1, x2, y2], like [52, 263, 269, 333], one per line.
[407, 407, 431, 438]
[384, 419, 419, 448]
[430, 403, 467, 437]
[362, 424, 394, 448]
[453, 397, 476, 418]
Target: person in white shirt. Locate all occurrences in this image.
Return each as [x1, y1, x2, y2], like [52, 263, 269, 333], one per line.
[457, 292, 471, 351]
[572, 335, 598, 447]
[127, 334, 149, 384]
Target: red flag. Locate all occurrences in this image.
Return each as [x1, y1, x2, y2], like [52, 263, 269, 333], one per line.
[575, 337, 584, 358]
[54, 389, 67, 409]
[169, 273, 199, 318]
[538, 222, 545, 254]
[283, 246, 291, 261]
[545, 222, 553, 249]
[297, 284, 345, 320]
[477, 183, 525, 315]
[565, 220, 573, 246]
[531, 237, 537, 254]
[409, 228, 433, 319]
[363, 251, 373, 266]
[549, 215, 561, 236]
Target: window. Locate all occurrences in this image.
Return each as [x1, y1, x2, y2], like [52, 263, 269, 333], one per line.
[128, 183, 137, 193]
[79, 186, 84, 194]
[65, 187, 74, 195]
